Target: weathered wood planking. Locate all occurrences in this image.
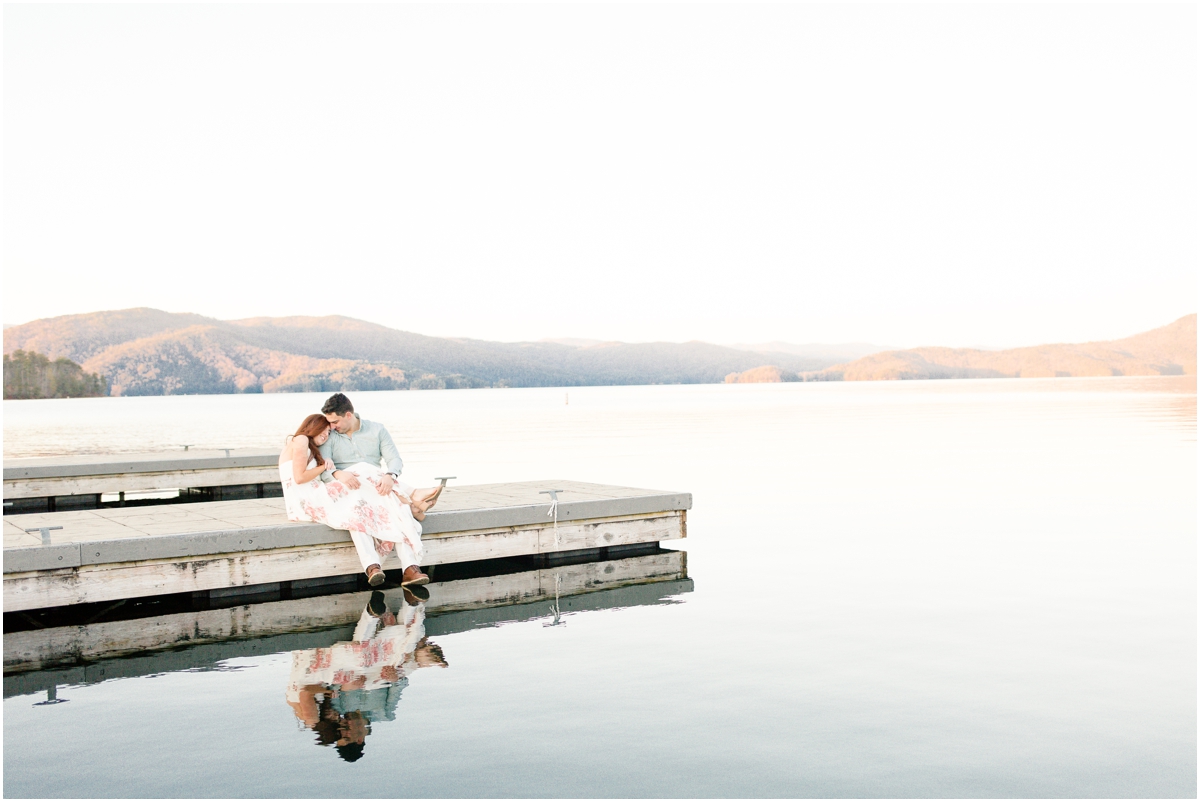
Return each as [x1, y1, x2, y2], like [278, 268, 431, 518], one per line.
[4, 550, 689, 674]
[4, 450, 280, 500]
[3, 511, 685, 612]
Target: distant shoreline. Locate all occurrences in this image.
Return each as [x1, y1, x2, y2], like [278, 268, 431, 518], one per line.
[3, 372, 1195, 404]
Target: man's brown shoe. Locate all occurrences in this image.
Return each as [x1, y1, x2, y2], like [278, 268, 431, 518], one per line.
[367, 590, 388, 617]
[366, 564, 386, 587]
[401, 565, 429, 587]
[403, 585, 430, 605]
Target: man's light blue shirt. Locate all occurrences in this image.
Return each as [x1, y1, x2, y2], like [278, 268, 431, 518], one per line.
[317, 415, 403, 482]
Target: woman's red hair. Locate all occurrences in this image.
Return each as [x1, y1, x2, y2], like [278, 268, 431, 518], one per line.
[294, 414, 330, 468]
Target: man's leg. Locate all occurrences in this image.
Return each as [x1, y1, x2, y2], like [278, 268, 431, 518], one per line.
[353, 603, 383, 642]
[396, 539, 430, 586]
[348, 530, 382, 571]
[349, 529, 387, 586]
[396, 540, 418, 572]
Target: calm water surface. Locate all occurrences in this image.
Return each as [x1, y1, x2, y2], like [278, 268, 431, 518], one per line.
[3, 377, 1196, 797]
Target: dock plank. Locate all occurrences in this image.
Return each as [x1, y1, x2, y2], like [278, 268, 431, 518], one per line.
[4, 450, 278, 475]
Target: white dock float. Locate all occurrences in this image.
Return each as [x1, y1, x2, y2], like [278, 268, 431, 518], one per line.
[4, 450, 282, 512]
[3, 480, 690, 612]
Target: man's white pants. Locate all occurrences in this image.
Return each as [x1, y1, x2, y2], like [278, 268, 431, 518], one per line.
[350, 530, 417, 572]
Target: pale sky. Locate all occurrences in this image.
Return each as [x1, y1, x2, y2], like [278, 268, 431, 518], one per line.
[3, 3, 1196, 348]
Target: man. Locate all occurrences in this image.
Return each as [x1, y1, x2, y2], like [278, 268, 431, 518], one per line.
[319, 392, 429, 587]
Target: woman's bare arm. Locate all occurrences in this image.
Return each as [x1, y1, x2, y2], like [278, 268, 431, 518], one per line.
[291, 437, 329, 483]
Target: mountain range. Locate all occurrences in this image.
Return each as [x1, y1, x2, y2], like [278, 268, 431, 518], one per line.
[2, 308, 847, 396]
[3, 309, 1193, 396]
[810, 314, 1195, 381]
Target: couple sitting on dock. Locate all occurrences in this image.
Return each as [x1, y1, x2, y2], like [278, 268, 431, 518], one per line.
[279, 392, 443, 589]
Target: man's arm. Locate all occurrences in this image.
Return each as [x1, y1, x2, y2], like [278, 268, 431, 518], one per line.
[317, 439, 334, 482]
[324, 437, 362, 489]
[378, 425, 404, 476]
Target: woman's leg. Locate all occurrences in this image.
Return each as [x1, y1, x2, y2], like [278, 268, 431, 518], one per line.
[408, 486, 444, 519]
[412, 485, 444, 508]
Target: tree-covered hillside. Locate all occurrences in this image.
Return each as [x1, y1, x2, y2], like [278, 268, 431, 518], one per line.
[3, 350, 107, 399]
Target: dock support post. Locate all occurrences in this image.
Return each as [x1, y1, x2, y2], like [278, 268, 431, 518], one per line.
[34, 685, 67, 706]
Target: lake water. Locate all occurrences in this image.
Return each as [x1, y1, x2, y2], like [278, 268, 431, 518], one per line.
[3, 377, 1196, 797]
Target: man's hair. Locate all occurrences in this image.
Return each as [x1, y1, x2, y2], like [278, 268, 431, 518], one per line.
[335, 742, 365, 763]
[322, 393, 354, 416]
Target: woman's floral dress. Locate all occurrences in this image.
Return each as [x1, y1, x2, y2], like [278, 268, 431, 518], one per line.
[279, 446, 423, 565]
[285, 599, 429, 723]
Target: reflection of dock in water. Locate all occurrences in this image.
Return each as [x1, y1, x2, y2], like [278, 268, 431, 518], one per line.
[3, 549, 691, 696]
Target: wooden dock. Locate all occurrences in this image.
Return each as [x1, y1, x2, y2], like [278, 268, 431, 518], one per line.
[3, 479, 690, 612]
[4, 450, 282, 513]
[3, 549, 690, 684]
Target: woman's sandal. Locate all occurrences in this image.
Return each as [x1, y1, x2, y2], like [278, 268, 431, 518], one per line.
[422, 484, 445, 510]
[408, 485, 445, 521]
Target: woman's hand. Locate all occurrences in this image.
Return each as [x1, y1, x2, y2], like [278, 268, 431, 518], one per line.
[323, 458, 335, 474]
[292, 440, 334, 484]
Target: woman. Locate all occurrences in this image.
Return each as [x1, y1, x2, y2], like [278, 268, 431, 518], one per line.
[279, 414, 437, 587]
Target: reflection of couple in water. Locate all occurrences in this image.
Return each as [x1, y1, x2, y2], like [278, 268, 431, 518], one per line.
[279, 392, 446, 587]
[286, 587, 448, 762]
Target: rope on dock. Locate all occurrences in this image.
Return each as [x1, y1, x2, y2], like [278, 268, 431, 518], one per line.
[541, 489, 564, 548]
